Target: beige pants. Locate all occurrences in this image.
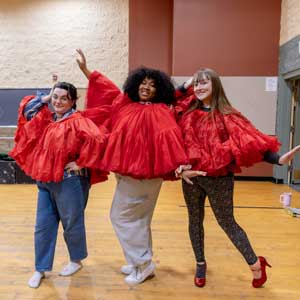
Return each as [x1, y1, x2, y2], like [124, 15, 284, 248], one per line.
[110, 174, 163, 266]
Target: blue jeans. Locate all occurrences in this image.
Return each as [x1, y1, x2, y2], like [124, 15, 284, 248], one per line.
[34, 174, 90, 272]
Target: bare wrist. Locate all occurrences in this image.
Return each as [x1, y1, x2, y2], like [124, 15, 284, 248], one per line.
[41, 95, 51, 103]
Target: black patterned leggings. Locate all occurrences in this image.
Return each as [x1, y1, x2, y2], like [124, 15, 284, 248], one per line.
[182, 174, 257, 265]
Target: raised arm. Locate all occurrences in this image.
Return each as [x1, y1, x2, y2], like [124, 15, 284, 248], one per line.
[76, 49, 122, 108]
[76, 49, 92, 79]
[23, 74, 57, 120]
[175, 77, 194, 98]
[173, 77, 196, 119]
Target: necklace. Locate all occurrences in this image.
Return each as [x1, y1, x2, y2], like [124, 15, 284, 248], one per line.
[139, 101, 152, 105]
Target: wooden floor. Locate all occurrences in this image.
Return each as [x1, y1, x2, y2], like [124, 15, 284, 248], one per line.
[1, 177, 300, 300]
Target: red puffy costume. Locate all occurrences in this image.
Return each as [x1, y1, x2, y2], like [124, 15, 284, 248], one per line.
[176, 94, 280, 176]
[85, 71, 188, 180]
[10, 96, 109, 184]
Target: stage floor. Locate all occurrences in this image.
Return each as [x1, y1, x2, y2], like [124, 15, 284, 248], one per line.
[0, 177, 299, 300]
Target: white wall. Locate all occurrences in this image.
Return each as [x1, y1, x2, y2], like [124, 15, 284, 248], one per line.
[0, 0, 128, 88]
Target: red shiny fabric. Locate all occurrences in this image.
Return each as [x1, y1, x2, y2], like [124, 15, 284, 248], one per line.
[86, 71, 188, 180]
[86, 71, 120, 108]
[178, 106, 280, 176]
[10, 96, 109, 184]
[174, 93, 196, 119]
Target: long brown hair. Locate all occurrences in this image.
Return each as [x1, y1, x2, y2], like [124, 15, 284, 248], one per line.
[187, 68, 234, 115]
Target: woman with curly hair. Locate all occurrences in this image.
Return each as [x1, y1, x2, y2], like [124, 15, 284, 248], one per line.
[175, 68, 300, 288]
[76, 49, 200, 285]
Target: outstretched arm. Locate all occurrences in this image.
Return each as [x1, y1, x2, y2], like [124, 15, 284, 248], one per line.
[263, 145, 300, 165]
[279, 145, 300, 165]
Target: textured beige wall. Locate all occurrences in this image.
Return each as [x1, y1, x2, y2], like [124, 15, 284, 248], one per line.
[280, 0, 300, 45]
[0, 0, 128, 88]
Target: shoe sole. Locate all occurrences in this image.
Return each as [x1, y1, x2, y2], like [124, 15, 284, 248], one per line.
[122, 271, 132, 275]
[125, 273, 155, 286]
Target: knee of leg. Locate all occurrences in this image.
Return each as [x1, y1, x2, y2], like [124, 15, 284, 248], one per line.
[216, 218, 230, 231]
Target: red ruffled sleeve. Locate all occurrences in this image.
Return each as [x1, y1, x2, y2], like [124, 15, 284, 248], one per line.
[83, 71, 131, 130]
[223, 110, 280, 167]
[74, 117, 109, 184]
[75, 117, 108, 166]
[86, 71, 121, 108]
[175, 86, 194, 100]
[81, 105, 111, 129]
[9, 96, 52, 166]
[174, 94, 196, 119]
[174, 86, 196, 120]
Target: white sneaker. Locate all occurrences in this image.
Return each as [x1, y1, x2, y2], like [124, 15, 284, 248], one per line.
[59, 261, 82, 276]
[124, 261, 155, 285]
[28, 271, 45, 288]
[121, 264, 134, 275]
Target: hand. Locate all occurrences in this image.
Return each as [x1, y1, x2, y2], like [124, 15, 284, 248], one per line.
[279, 145, 300, 164]
[41, 94, 51, 103]
[183, 77, 194, 89]
[41, 74, 58, 103]
[182, 170, 207, 185]
[175, 164, 192, 178]
[76, 48, 87, 71]
[65, 161, 81, 172]
[76, 49, 92, 79]
[52, 74, 58, 83]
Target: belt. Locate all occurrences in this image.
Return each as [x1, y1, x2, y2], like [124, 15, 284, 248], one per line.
[64, 168, 89, 178]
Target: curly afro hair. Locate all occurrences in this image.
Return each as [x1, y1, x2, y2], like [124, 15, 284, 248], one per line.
[123, 67, 175, 105]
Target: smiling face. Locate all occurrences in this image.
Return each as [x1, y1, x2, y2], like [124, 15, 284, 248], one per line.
[138, 77, 156, 102]
[51, 88, 75, 118]
[193, 76, 213, 106]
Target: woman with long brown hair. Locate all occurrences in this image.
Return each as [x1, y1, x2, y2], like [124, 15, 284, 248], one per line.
[176, 68, 300, 288]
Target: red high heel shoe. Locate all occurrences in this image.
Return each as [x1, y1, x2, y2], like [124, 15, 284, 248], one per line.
[252, 256, 272, 288]
[194, 262, 206, 287]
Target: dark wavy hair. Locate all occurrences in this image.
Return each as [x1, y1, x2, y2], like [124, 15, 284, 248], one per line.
[53, 81, 78, 109]
[123, 67, 175, 104]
